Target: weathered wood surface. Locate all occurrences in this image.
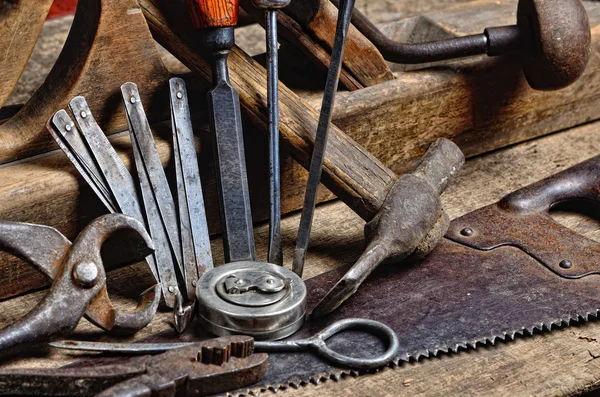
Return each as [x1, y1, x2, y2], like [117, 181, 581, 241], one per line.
[0, 0, 170, 165]
[2, 116, 600, 397]
[281, 0, 394, 87]
[0, 0, 54, 108]
[239, 0, 364, 91]
[303, 0, 600, 176]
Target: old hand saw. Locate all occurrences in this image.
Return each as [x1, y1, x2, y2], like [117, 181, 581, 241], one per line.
[51, 154, 600, 394]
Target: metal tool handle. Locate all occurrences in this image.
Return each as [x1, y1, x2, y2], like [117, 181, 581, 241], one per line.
[498, 155, 600, 215]
[255, 318, 399, 369]
[185, 0, 240, 29]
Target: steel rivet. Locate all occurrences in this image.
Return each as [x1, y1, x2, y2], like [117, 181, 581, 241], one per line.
[65, 124, 72, 132]
[460, 228, 473, 237]
[168, 286, 175, 293]
[130, 97, 137, 104]
[72, 261, 99, 288]
[80, 111, 87, 119]
[235, 279, 244, 285]
[267, 278, 274, 284]
[176, 92, 183, 99]
[192, 280, 197, 287]
[559, 260, 573, 269]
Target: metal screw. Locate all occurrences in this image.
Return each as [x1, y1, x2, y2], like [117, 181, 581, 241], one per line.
[80, 111, 87, 119]
[176, 92, 183, 99]
[130, 97, 137, 104]
[559, 260, 573, 269]
[192, 280, 197, 287]
[65, 124, 72, 132]
[72, 261, 99, 288]
[168, 286, 175, 293]
[460, 228, 473, 237]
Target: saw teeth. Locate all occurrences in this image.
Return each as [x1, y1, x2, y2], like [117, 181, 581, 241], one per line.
[231, 309, 600, 397]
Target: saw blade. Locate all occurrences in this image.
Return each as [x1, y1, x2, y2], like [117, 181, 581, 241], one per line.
[64, 155, 600, 395]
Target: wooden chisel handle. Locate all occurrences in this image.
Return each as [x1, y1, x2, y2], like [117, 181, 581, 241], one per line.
[184, 0, 240, 29]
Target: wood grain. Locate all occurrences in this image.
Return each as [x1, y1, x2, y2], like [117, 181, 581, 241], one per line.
[0, 0, 54, 108]
[0, 0, 170, 165]
[284, 0, 394, 87]
[184, 0, 239, 29]
[239, 0, 363, 91]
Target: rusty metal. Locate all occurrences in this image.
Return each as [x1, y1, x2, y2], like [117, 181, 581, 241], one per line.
[311, 138, 464, 318]
[0, 214, 160, 358]
[329, 0, 591, 90]
[53, 318, 399, 370]
[0, 336, 267, 396]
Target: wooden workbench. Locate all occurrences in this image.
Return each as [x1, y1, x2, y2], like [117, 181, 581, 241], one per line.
[2, 1, 600, 396]
[2, 115, 600, 397]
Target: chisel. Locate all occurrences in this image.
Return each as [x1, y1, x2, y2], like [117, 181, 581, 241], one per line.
[184, 0, 256, 264]
[251, 0, 290, 266]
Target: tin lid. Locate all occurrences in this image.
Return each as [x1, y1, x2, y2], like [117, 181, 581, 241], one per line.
[196, 261, 307, 340]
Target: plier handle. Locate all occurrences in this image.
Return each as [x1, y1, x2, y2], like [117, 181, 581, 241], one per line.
[0, 214, 160, 357]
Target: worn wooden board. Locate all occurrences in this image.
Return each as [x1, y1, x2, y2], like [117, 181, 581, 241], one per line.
[2, 115, 600, 397]
[0, 0, 170, 164]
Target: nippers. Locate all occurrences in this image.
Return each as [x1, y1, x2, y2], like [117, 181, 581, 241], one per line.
[0, 214, 160, 357]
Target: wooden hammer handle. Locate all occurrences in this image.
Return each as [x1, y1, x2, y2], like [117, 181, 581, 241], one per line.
[184, 0, 239, 29]
[141, 0, 395, 221]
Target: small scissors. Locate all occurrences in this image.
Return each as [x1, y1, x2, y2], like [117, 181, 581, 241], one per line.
[52, 318, 400, 370]
[0, 214, 160, 357]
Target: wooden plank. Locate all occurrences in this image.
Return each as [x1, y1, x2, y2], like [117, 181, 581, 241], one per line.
[0, 0, 54, 108]
[3, 118, 600, 397]
[282, 0, 394, 87]
[0, 0, 170, 164]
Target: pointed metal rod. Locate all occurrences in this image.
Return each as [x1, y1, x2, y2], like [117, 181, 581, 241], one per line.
[292, 0, 355, 277]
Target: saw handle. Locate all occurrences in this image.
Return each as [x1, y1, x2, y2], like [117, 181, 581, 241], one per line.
[498, 155, 600, 215]
[184, 0, 240, 29]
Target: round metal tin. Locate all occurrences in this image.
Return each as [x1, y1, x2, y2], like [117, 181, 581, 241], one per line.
[196, 261, 307, 340]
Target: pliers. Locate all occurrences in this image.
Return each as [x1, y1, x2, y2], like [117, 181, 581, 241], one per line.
[0, 336, 267, 396]
[0, 214, 161, 357]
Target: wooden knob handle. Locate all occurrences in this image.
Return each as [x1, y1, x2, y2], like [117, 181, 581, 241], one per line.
[517, 0, 591, 90]
[185, 0, 240, 29]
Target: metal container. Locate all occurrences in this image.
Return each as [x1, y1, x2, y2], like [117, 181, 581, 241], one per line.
[196, 261, 307, 340]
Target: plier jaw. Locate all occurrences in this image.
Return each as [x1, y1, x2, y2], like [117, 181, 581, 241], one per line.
[0, 214, 160, 357]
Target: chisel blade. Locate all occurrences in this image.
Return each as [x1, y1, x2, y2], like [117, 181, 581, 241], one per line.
[208, 60, 256, 264]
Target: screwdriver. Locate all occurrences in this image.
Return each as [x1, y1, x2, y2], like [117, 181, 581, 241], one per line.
[251, 0, 291, 266]
[184, 0, 256, 264]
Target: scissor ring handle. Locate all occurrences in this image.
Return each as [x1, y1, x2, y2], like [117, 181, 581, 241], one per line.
[309, 318, 399, 369]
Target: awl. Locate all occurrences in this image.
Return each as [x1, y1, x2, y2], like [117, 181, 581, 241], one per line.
[251, 0, 291, 266]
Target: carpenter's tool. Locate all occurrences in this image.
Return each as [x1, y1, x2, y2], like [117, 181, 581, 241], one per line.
[1, 336, 267, 396]
[140, 4, 466, 321]
[331, 0, 590, 90]
[293, 0, 356, 277]
[251, 0, 291, 266]
[312, 139, 463, 318]
[54, 156, 600, 392]
[170, 77, 214, 329]
[182, 0, 308, 339]
[52, 318, 399, 370]
[0, 214, 160, 358]
[184, 0, 256, 264]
